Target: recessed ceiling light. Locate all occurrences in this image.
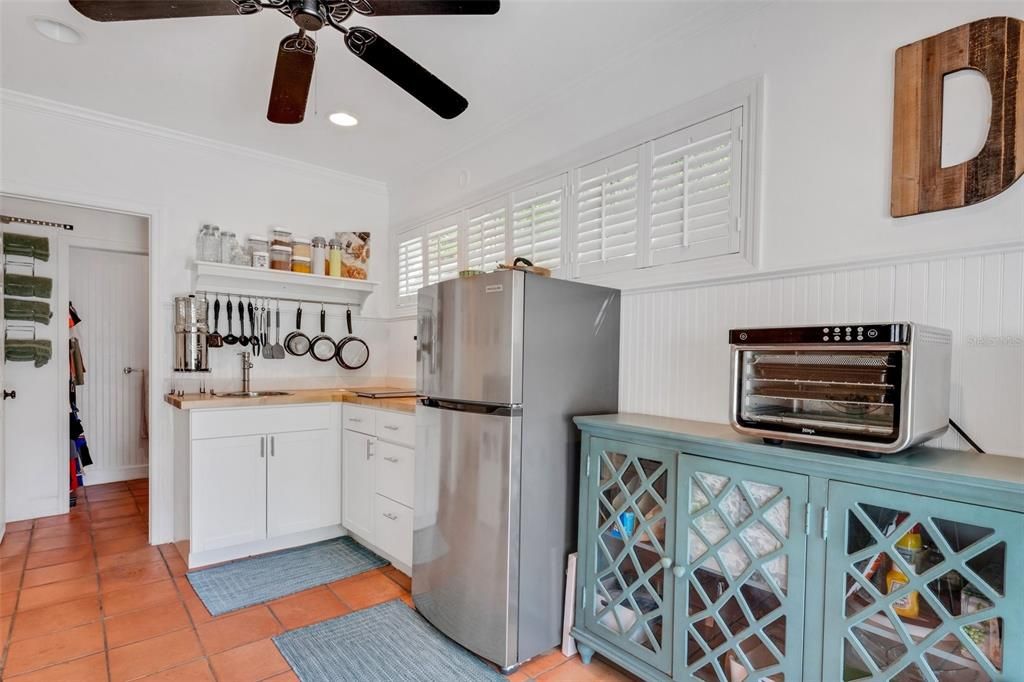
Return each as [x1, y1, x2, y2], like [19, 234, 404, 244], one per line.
[33, 18, 82, 44]
[329, 112, 359, 127]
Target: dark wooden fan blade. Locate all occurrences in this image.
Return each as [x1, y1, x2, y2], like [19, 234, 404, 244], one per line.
[345, 27, 467, 119]
[69, 0, 254, 22]
[350, 0, 499, 16]
[268, 33, 317, 125]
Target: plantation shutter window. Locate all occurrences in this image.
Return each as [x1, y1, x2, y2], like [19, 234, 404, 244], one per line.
[465, 199, 508, 271]
[511, 176, 565, 272]
[574, 146, 641, 277]
[425, 220, 460, 285]
[396, 234, 424, 306]
[648, 108, 742, 266]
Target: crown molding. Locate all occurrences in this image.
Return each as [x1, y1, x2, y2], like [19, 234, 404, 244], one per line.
[0, 89, 388, 197]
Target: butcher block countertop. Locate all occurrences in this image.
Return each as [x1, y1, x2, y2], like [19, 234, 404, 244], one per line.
[165, 388, 418, 413]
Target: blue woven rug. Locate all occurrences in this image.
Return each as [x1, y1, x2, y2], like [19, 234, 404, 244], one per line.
[187, 537, 387, 616]
[274, 600, 506, 682]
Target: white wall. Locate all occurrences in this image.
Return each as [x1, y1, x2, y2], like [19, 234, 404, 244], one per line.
[386, 1, 1024, 456]
[0, 91, 390, 537]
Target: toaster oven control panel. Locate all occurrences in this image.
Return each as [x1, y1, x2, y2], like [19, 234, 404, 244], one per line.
[729, 323, 910, 345]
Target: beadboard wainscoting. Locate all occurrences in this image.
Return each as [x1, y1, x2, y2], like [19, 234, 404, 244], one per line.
[619, 247, 1024, 457]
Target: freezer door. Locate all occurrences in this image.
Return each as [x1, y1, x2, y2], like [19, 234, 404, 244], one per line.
[413, 401, 522, 667]
[416, 270, 523, 405]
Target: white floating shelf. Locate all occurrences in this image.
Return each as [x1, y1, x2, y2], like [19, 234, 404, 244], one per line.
[193, 261, 378, 310]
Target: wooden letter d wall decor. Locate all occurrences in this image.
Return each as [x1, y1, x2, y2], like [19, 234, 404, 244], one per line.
[891, 17, 1023, 217]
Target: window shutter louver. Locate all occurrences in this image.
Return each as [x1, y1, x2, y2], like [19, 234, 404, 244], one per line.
[465, 200, 508, 271]
[396, 235, 424, 305]
[574, 147, 641, 277]
[648, 109, 742, 266]
[425, 222, 459, 285]
[511, 176, 564, 271]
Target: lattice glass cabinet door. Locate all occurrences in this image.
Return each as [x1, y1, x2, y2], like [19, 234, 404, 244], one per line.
[677, 455, 810, 682]
[823, 481, 1023, 681]
[581, 438, 677, 674]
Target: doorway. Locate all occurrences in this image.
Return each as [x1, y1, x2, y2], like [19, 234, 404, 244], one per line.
[0, 195, 149, 538]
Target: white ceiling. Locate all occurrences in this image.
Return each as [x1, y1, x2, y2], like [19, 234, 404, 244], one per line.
[1, 0, 731, 184]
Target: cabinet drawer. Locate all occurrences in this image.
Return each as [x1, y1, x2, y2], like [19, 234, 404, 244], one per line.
[374, 441, 414, 508]
[343, 405, 376, 436]
[376, 411, 415, 447]
[192, 404, 334, 440]
[374, 494, 412, 567]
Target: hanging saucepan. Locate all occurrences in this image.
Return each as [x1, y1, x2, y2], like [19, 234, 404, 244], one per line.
[309, 304, 337, 362]
[284, 302, 311, 357]
[335, 307, 369, 370]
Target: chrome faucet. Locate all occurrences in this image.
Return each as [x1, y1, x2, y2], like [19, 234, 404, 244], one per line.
[238, 351, 253, 393]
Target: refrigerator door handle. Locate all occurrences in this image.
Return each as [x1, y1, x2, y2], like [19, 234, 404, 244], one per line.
[419, 397, 522, 417]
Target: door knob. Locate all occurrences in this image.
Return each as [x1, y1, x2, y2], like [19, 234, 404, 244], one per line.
[3, 390, 15, 400]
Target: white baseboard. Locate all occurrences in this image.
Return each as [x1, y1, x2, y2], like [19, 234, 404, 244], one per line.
[83, 465, 149, 486]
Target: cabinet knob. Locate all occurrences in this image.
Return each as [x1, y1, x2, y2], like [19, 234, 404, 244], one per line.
[660, 557, 673, 569]
[672, 566, 685, 578]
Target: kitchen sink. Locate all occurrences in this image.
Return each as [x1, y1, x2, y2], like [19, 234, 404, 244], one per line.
[215, 391, 293, 398]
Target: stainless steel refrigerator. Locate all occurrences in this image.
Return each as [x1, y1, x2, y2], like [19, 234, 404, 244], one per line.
[413, 269, 620, 671]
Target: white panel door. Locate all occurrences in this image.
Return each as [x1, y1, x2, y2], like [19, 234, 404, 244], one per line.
[68, 247, 149, 484]
[191, 435, 266, 553]
[342, 429, 375, 541]
[267, 429, 339, 537]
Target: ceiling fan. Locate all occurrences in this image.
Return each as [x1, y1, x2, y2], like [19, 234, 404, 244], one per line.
[68, 0, 500, 123]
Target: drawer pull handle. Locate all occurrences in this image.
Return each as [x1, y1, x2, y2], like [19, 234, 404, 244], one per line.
[383, 512, 399, 521]
[384, 456, 400, 463]
[349, 418, 362, 423]
[383, 425, 399, 431]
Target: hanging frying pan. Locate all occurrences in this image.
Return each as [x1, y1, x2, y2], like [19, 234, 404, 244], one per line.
[284, 302, 311, 357]
[223, 297, 239, 346]
[309, 304, 337, 362]
[207, 294, 223, 348]
[335, 307, 369, 370]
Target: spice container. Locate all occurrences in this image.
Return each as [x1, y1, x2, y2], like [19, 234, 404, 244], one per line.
[292, 238, 311, 260]
[291, 256, 311, 274]
[328, 239, 344, 277]
[248, 235, 269, 268]
[251, 251, 270, 269]
[271, 227, 292, 248]
[311, 237, 327, 276]
[270, 245, 292, 271]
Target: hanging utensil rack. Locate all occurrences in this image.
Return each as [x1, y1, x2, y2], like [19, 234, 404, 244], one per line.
[1, 215, 73, 231]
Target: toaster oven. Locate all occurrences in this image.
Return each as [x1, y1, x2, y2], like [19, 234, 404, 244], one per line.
[729, 323, 952, 453]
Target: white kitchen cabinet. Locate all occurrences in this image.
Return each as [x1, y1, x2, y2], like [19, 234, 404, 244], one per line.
[342, 428, 376, 540]
[191, 434, 268, 553]
[179, 404, 343, 568]
[342, 405, 416, 573]
[268, 429, 340, 538]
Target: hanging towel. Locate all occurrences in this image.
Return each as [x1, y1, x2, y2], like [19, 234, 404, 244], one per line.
[3, 232, 50, 262]
[5, 338, 52, 367]
[4, 273, 53, 299]
[70, 337, 86, 385]
[5, 298, 52, 324]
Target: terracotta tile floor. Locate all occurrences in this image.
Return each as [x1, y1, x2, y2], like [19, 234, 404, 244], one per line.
[0, 480, 636, 681]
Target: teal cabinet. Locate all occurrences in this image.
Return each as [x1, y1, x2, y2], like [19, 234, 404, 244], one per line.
[571, 416, 1024, 682]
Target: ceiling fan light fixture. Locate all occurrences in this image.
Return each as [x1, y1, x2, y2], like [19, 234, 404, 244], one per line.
[33, 17, 82, 44]
[329, 112, 359, 127]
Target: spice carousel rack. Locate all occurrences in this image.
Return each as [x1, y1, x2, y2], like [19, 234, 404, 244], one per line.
[192, 261, 378, 310]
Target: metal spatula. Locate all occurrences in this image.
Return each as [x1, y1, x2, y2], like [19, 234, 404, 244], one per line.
[262, 299, 274, 359]
[272, 300, 286, 359]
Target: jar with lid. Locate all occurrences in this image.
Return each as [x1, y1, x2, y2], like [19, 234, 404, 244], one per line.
[251, 251, 270, 269]
[196, 225, 208, 263]
[271, 228, 292, 248]
[248, 235, 269, 268]
[270, 245, 292, 271]
[203, 225, 221, 262]
[328, 239, 344, 277]
[220, 231, 238, 264]
[292, 237, 312, 260]
[311, 237, 327, 276]
[291, 256, 312, 274]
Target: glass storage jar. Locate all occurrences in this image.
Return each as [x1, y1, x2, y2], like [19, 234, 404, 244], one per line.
[291, 255, 311, 274]
[270, 245, 292, 271]
[271, 228, 292, 248]
[203, 225, 221, 262]
[292, 238, 312, 260]
[311, 237, 327, 276]
[328, 239, 344, 277]
[220, 231, 239, 264]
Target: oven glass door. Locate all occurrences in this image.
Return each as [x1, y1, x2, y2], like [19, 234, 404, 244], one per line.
[737, 349, 903, 443]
